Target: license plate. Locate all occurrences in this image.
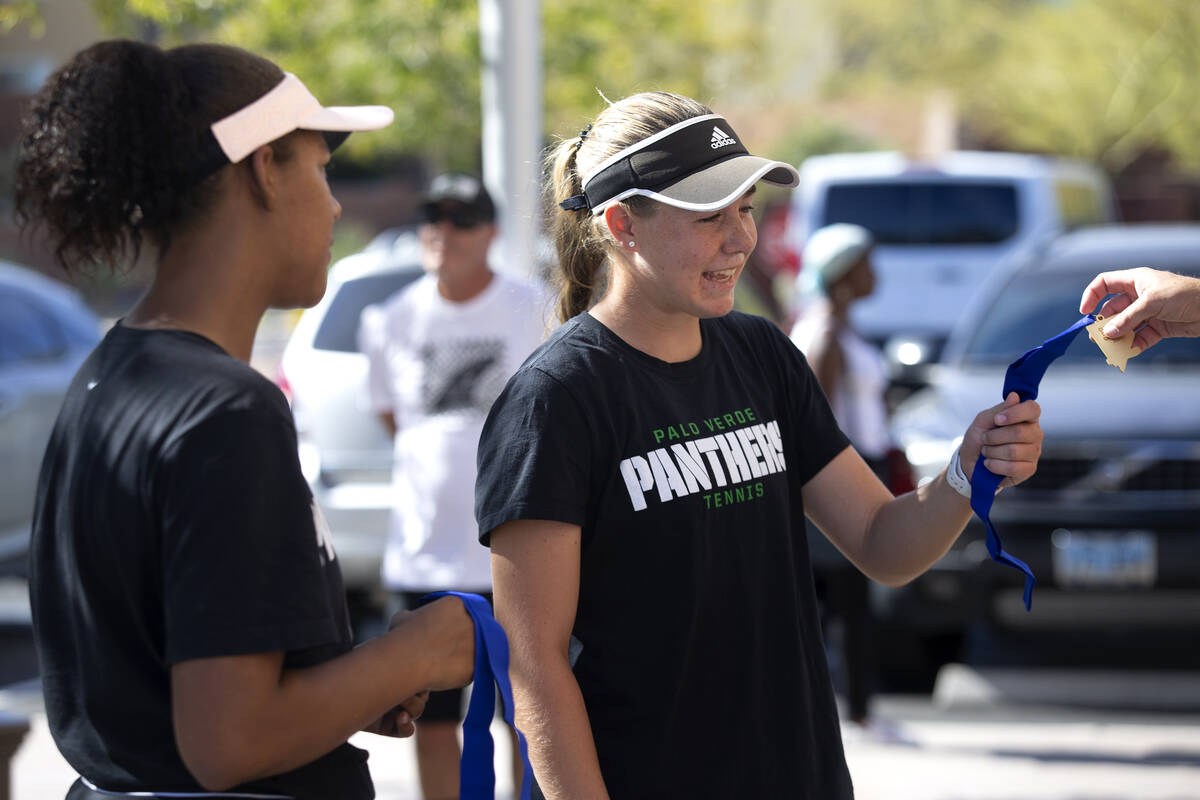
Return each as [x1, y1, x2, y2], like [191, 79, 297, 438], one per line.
[1051, 529, 1157, 588]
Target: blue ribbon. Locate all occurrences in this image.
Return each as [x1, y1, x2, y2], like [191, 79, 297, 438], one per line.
[420, 591, 532, 800]
[969, 314, 1095, 611]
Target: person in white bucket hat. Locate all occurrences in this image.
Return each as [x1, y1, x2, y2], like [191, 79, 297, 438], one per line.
[474, 90, 1046, 798]
[16, 40, 474, 800]
[791, 223, 893, 739]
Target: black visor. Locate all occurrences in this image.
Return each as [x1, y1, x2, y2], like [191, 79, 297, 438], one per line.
[562, 114, 799, 215]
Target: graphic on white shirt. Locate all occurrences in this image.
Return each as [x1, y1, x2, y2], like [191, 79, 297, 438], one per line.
[420, 339, 505, 415]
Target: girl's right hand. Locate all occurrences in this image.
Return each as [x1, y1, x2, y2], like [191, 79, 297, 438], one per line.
[390, 597, 476, 691]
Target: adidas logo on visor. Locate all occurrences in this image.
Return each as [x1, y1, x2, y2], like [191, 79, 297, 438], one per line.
[710, 126, 736, 149]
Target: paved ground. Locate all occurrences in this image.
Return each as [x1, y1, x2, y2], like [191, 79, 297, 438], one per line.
[846, 698, 1200, 800]
[7, 679, 1200, 800]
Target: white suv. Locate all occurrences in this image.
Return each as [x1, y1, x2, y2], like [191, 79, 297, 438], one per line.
[787, 150, 1117, 384]
[278, 233, 423, 614]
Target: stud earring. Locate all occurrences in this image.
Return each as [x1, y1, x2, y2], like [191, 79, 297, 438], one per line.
[627, 241, 636, 248]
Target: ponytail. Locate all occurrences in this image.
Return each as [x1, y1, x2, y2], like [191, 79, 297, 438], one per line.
[547, 137, 608, 323]
[15, 40, 284, 273]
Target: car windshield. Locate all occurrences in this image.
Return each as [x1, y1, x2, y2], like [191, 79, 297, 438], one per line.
[313, 268, 422, 353]
[963, 270, 1200, 367]
[823, 181, 1019, 244]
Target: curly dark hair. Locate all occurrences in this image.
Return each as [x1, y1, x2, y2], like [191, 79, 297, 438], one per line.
[14, 40, 287, 273]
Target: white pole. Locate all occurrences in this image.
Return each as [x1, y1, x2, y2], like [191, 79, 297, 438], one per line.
[479, 0, 543, 280]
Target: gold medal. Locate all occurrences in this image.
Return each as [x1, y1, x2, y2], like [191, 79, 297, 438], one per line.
[1085, 314, 1140, 372]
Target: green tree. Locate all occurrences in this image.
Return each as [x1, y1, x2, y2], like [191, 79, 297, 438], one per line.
[1, 2, 43, 35]
[12, 1, 1200, 171]
[87, 0, 484, 169]
[975, 0, 1200, 170]
[823, 0, 1032, 94]
[542, 0, 761, 137]
[822, 0, 1200, 170]
[61, 0, 766, 170]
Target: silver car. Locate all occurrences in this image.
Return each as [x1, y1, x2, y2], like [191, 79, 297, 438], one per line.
[884, 225, 1200, 682]
[0, 261, 102, 574]
[278, 233, 422, 612]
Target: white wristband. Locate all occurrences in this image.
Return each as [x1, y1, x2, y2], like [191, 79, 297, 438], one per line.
[946, 446, 1003, 499]
[946, 446, 973, 498]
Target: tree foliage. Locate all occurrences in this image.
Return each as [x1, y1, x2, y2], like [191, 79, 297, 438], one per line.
[76, 0, 763, 171]
[1, 2, 44, 35]
[978, 0, 1200, 170]
[824, 0, 1200, 170]
[15, 0, 1200, 172]
[87, 0, 483, 169]
[541, 0, 761, 138]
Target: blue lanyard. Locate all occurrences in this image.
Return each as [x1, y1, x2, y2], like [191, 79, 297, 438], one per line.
[421, 591, 532, 800]
[968, 314, 1095, 611]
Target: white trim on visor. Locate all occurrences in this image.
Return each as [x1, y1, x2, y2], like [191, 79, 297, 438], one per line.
[210, 73, 394, 163]
[590, 159, 788, 216]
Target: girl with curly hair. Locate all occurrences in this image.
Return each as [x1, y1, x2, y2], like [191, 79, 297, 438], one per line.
[17, 39, 475, 800]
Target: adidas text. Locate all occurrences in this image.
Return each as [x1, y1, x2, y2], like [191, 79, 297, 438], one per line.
[710, 126, 736, 149]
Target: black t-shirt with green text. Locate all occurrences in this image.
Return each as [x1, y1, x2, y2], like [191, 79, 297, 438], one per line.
[30, 324, 371, 799]
[476, 311, 854, 799]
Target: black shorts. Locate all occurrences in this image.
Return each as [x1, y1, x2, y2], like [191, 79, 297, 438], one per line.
[399, 590, 494, 723]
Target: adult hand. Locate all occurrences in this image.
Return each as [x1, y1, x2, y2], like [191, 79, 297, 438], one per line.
[1079, 267, 1200, 352]
[958, 392, 1043, 490]
[363, 691, 429, 738]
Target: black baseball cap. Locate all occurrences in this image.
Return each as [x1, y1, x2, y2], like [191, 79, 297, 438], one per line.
[420, 173, 496, 225]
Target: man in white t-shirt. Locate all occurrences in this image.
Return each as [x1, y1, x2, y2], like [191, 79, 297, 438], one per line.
[358, 173, 545, 799]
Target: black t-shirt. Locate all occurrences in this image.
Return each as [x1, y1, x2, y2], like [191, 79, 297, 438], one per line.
[29, 325, 372, 799]
[475, 312, 855, 799]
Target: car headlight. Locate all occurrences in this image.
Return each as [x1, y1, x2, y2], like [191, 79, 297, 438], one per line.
[883, 334, 939, 369]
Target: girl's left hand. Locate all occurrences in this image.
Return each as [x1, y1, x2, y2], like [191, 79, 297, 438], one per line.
[959, 391, 1043, 490]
